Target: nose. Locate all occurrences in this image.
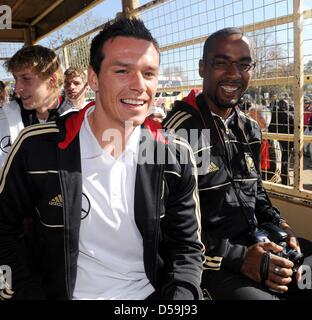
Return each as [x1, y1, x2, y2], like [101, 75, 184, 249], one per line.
[14, 79, 24, 93]
[130, 72, 146, 93]
[227, 62, 242, 77]
[69, 82, 75, 89]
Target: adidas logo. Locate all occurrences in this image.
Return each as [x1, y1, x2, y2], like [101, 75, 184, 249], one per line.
[48, 194, 63, 207]
[207, 162, 219, 173]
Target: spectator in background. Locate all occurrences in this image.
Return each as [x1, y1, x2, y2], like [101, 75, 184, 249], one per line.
[239, 98, 253, 113]
[304, 100, 312, 130]
[269, 96, 294, 185]
[0, 81, 7, 107]
[64, 67, 89, 110]
[269, 94, 278, 111]
[0, 45, 72, 168]
[304, 116, 312, 167]
[248, 105, 282, 183]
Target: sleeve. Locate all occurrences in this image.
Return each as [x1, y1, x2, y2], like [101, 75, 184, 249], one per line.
[0, 142, 46, 300]
[164, 112, 247, 275]
[160, 137, 204, 300]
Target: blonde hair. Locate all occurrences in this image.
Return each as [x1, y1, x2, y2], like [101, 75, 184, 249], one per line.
[64, 67, 87, 84]
[5, 45, 64, 93]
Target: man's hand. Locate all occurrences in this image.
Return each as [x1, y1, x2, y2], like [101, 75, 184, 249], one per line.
[279, 221, 302, 282]
[241, 242, 294, 292]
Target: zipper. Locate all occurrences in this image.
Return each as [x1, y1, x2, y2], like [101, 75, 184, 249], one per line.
[58, 170, 71, 299]
[151, 164, 164, 285]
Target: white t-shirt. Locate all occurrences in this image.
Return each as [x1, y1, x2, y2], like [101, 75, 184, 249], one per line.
[0, 101, 24, 169]
[73, 106, 154, 300]
[0, 108, 11, 168]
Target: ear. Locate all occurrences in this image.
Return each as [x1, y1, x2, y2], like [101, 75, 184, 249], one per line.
[49, 73, 57, 88]
[199, 59, 205, 78]
[88, 65, 99, 92]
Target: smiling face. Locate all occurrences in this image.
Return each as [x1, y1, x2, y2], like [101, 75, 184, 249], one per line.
[199, 33, 253, 116]
[88, 36, 159, 132]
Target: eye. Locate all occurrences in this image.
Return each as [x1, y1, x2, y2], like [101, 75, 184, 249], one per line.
[145, 71, 156, 78]
[214, 59, 228, 67]
[239, 63, 251, 70]
[115, 69, 128, 74]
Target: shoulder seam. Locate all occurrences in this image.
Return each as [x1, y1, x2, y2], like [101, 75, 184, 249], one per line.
[0, 124, 60, 193]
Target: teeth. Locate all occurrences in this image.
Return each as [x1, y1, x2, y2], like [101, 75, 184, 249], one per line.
[121, 99, 144, 105]
[221, 86, 238, 92]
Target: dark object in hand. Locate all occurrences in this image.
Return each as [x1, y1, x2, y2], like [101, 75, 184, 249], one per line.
[250, 222, 304, 272]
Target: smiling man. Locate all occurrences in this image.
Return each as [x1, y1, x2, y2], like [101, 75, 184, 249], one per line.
[164, 27, 312, 300]
[0, 18, 203, 300]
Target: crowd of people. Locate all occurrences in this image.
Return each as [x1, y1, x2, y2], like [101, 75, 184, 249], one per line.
[238, 89, 312, 181]
[0, 18, 311, 300]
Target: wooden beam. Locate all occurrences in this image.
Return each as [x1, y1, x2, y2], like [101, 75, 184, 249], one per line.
[0, 28, 24, 42]
[122, 0, 140, 18]
[11, 0, 24, 13]
[31, 0, 64, 26]
[35, 0, 104, 43]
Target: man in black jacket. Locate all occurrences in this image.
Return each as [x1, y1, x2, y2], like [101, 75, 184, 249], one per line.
[164, 27, 312, 299]
[0, 45, 71, 169]
[0, 18, 203, 300]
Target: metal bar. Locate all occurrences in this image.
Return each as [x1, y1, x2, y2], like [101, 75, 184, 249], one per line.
[158, 9, 312, 52]
[131, 0, 168, 15]
[155, 74, 312, 93]
[292, 0, 304, 190]
[266, 189, 312, 206]
[264, 181, 312, 200]
[262, 132, 312, 143]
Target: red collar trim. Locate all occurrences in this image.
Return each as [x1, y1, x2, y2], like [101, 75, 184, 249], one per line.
[143, 118, 168, 144]
[182, 89, 201, 112]
[58, 101, 94, 149]
[58, 101, 168, 149]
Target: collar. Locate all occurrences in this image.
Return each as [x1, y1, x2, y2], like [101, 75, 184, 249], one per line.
[58, 101, 168, 150]
[211, 109, 235, 126]
[80, 105, 141, 159]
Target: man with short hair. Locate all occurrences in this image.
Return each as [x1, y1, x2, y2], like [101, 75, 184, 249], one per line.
[164, 27, 312, 300]
[0, 18, 203, 300]
[0, 45, 71, 168]
[64, 67, 89, 110]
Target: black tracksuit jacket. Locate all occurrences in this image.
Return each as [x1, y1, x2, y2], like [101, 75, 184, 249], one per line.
[0, 104, 203, 299]
[163, 91, 281, 274]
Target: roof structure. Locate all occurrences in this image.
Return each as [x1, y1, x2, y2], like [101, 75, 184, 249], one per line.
[0, 0, 103, 44]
